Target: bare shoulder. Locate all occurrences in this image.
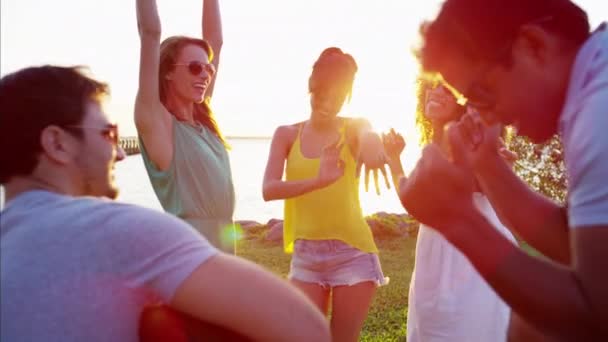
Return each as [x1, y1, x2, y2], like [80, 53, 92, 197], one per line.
[273, 122, 302, 143]
[342, 117, 370, 145]
[343, 116, 370, 129]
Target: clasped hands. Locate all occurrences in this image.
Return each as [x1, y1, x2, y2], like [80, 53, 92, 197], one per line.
[400, 111, 517, 235]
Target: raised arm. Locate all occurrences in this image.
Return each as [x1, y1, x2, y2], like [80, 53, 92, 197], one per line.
[134, 0, 173, 171]
[202, 0, 223, 99]
[262, 125, 343, 201]
[172, 253, 331, 341]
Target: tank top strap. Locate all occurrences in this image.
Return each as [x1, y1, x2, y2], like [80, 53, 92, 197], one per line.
[297, 121, 305, 138]
[294, 122, 305, 150]
[337, 118, 348, 145]
[291, 119, 347, 156]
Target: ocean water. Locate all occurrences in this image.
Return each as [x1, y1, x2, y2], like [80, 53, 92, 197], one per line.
[2, 138, 406, 223]
[115, 138, 286, 223]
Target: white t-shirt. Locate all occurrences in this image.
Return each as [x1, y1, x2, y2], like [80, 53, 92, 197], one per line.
[560, 23, 608, 228]
[0, 190, 218, 342]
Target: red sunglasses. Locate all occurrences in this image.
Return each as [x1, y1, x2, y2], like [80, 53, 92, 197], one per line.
[174, 61, 216, 77]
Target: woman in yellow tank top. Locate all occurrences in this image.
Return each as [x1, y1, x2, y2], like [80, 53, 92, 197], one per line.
[262, 47, 390, 342]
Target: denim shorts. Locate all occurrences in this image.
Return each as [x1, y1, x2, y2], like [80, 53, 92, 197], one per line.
[288, 239, 389, 288]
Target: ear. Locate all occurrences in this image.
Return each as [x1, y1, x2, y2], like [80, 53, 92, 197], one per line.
[40, 126, 77, 165]
[511, 25, 554, 67]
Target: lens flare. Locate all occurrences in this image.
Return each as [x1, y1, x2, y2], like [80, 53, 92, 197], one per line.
[220, 223, 243, 248]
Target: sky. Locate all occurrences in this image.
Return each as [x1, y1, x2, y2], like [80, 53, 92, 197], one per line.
[1, 1, 605, 148]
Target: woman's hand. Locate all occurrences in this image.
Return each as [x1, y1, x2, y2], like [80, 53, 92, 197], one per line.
[356, 131, 391, 195]
[382, 128, 407, 195]
[316, 139, 346, 188]
[382, 128, 406, 163]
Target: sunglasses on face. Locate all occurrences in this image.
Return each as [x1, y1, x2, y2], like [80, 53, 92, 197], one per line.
[174, 61, 216, 77]
[462, 16, 556, 111]
[464, 83, 497, 110]
[63, 123, 120, 145]
[461, 48, 510, 110]
[427, 85, 456, 102]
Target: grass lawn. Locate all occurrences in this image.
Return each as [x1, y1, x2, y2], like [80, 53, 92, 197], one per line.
[236, 236, 417, 342]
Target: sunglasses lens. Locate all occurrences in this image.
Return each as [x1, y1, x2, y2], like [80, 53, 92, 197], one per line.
[104, 125, 119, 145]
[467, 85, 494, 109]
[188, 62, 204, 76]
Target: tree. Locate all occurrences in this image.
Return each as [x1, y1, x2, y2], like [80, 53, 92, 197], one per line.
[506, 134, 567, 203]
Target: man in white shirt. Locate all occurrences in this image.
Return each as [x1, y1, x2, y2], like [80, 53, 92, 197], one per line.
[399, 0, 608, 340]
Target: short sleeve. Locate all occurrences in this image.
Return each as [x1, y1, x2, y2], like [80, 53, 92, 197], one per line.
[107, 205, 219, 301]
[563, 86, 608, 228]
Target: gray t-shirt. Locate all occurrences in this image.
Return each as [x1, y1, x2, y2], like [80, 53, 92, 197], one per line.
[1, 190, 218, 341]
[560, 22, 608, 228]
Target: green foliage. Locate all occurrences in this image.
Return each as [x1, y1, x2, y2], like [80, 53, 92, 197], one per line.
[507, 134, 567, 203]
[365, 213, 420, 240]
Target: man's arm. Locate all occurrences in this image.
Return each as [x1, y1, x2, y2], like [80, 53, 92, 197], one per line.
[119, 208, 330, 342]
[575, 228, 608, 334]
[171, 253, 331, 342]
[475, 155, 571, 264]
[446, 212, 606, 339]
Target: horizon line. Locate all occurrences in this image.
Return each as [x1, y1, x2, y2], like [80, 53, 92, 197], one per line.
[226, 135, 272, 140]
[119, 135, 272, 140]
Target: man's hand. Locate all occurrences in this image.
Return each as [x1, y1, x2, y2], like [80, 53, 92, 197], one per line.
[400, 119, 482, 235]
[453, 109, 512, 171]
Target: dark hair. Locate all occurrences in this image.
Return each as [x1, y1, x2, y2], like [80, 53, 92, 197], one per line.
[159, 36, 228, 147]
[0, 65, 109, 183]
[417, 0, 590, 73]
[309, 47, 358, 102]
[415, 79, 465, 145]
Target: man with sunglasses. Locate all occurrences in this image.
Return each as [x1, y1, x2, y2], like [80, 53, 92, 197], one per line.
[399, 0, 608, 340]
[0, 65, 330, 341]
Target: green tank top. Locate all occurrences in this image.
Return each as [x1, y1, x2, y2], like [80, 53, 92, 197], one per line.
[139, 116, 235, 252]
